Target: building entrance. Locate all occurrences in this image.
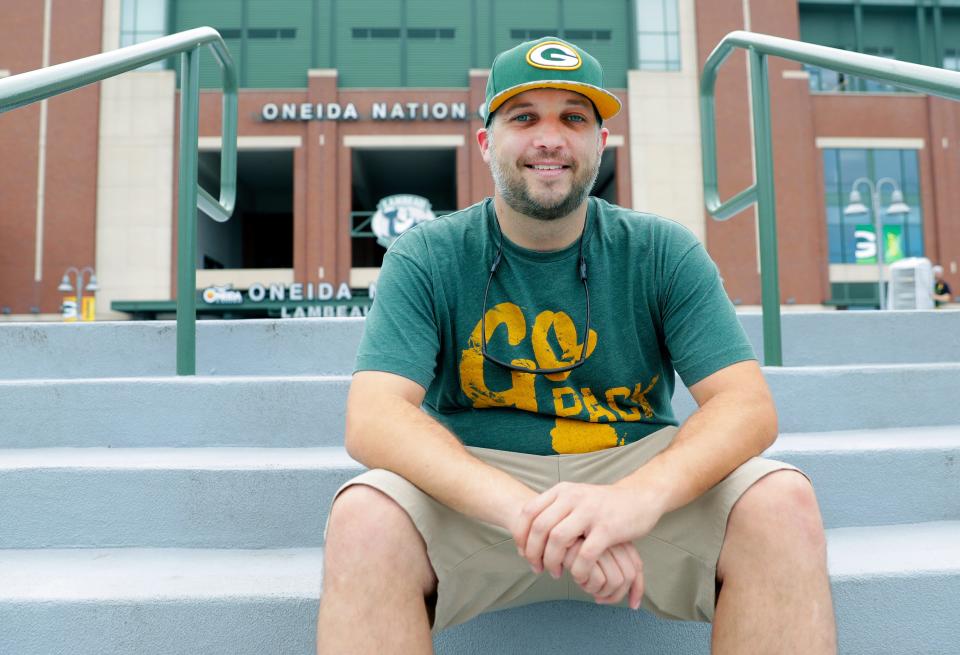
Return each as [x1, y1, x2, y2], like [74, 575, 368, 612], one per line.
[350, 147, 457, 277]
[197, 149, 294, 270]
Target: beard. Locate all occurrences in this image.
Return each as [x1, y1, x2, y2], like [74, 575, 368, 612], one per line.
[488, 141, 601, 221]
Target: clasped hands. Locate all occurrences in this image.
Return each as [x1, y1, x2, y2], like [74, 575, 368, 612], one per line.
[509, 482, 664, 610]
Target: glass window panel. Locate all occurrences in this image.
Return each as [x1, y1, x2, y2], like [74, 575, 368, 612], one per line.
[135, 0, 166, 32]
[596, 30, 611, 40]
[639, 34, 667, 62]
[827, 224, 845, 263]
[636, 0, 665, 27]
[826, 204, 841, 226]
[666, 35, 680, 63]
[838, 149, 868, 189]
[905, 224, 924, 256]
[901, 149, 919, 193]
[120, 32, 136, 48]
[665, 0, 679, 32]
[874, 149, 901, 185]
[842, 223, 860, 264]
[121, 0, 136, 32]
[822, 150, 839, 190]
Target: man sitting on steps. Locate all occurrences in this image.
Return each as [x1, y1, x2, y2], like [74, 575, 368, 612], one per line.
[317, 36, 837, 655]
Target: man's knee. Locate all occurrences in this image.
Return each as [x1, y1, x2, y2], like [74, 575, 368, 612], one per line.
[324, 484, 436, 594]
[726, 471, 827, 556]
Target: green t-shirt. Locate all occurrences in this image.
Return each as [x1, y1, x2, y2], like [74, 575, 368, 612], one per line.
[355, 197, 755, 456]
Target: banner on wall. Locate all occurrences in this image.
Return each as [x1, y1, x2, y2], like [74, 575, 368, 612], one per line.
[854, 225, 904, 264]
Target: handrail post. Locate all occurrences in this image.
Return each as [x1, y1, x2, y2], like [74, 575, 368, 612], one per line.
[748, 49, 783, 366]
[176, 47, 200, 376]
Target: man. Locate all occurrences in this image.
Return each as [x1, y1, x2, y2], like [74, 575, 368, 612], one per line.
[318, 37, 836, 654]
[933, 265, 953, 307]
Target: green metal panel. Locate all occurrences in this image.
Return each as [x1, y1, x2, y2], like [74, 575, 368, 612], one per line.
[799, 4, 856, 48]
[492, 0, 560, 56]
[862, 6, 921, 64]
[405, 0, 471, 86]
[246, 0, 312, 87]
[314, 0, 333, 68]
[174, 0, 242, 88]
[563, 0, 629, 88]
[939, 8, 960, 65]
[337, 0, 403, 86]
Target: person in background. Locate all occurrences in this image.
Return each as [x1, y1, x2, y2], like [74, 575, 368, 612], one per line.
[933, 265, 953, 307]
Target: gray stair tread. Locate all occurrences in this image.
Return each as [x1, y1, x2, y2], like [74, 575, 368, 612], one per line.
[0, 548, 324, 601]
[2, 523, 958, 602]
[827, 521, 960, 577]
[0, 447, 356, 470]
[771, 424, 960, 453]
[3, 423, 958, 469]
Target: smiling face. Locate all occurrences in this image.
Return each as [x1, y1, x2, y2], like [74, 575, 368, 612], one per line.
[479, 88, 608, 221]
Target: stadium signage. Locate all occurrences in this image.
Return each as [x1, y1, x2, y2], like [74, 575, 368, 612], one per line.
[201, 281, 376, 319]
[261, 101, 469, 122]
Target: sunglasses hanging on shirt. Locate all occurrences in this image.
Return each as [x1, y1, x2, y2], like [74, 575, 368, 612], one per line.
[480, 211, 592, 375]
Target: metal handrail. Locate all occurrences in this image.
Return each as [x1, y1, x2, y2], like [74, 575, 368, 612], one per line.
[0, 27, 237, 374]
[700, 31, 960, 366]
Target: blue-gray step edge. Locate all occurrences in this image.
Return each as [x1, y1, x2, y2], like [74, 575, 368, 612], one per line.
[0, 318, 365, 379]
[0, 521, 957, 655]
[2, 363, 959, 448]
[3, 311, 960, 381]
[1, 425, 957, 549]
[674, 362, 960, 433]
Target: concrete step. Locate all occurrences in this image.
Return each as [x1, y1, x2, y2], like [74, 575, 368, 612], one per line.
[674, 362, 960, 433]
[3, 363, 958, 448]
[0, 318, 364, 379]
[767, 425, 960, 529]
[2, 426, 956, 548]
[2, 311, 958, 381]
[0, 447, 356, 549]
[1, 522, 958, 655]
[0, 375, 351, 448]
[738, 309, 960, 366]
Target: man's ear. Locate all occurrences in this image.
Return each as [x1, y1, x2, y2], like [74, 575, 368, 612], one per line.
[477, 127, 492, 164]
[598, 126, 609, 156]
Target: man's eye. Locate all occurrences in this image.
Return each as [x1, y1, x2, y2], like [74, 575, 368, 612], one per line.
[513, 114, 532, 122]
[566, 114, 586, 122]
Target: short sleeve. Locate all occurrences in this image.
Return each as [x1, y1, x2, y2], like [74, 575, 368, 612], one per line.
[660, 242, 756, 387]
[354, 239, 440, 390]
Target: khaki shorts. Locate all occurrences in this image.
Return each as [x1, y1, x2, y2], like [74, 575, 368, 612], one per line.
[328, 426, 800, 634]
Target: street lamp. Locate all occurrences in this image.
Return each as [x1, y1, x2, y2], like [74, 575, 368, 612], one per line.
[57, 266, 99, 321]
[843, 177, 910, 310]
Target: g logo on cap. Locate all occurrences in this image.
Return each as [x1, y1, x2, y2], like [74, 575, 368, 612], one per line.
[526, 41, 582, 71]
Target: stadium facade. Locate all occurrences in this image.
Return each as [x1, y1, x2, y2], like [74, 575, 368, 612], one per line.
[1, 0, 958, 320]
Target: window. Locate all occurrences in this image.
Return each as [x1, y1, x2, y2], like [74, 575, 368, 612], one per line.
[246, 28, 297, 40]
[352, 27, 402, 39]
[944, 48, 960, 72]
[563, 29, 612, 41]
[406, 28, 455, 39]
[510, 29, 558, 40]
[120, 0, 167, 70]
[635, 0, 680, 71]
[821, 148, 924, 265]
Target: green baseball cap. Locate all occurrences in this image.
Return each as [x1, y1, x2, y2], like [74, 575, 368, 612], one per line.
[482, 36, 622, 126]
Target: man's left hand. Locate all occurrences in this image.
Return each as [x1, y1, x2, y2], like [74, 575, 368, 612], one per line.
[512, 481, 665, 588]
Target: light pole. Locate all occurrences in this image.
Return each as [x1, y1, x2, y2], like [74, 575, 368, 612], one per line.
[57, 266, 99, 321]
[843, 177, 910, 310]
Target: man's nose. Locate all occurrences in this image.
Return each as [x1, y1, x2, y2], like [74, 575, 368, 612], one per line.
[531, 118, 566, 149]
